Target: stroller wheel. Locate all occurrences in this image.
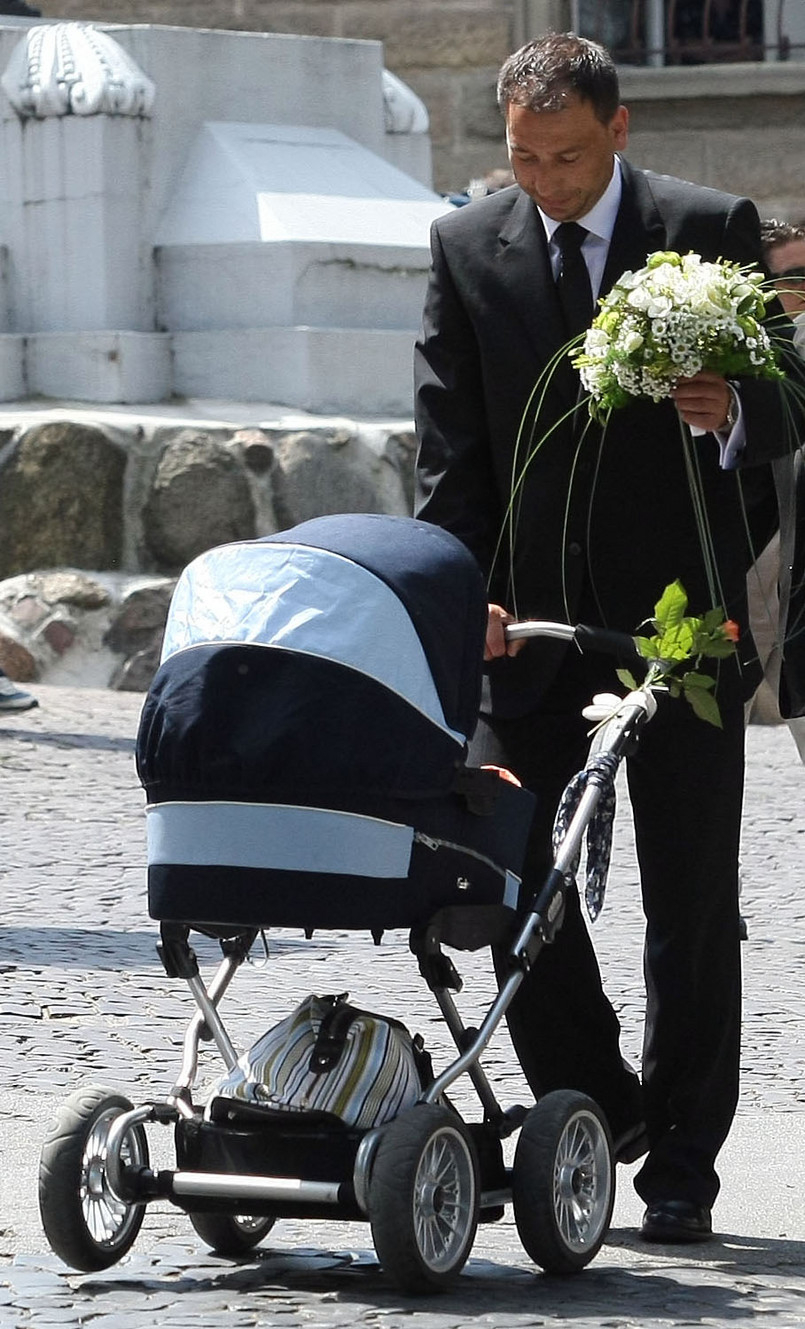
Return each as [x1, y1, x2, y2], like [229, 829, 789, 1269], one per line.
[38, 1085, 149, 1271]
[512, 1089, 614, 1274]
[189, 1211, 276, 1256]
[367, 1103, 479, 1294]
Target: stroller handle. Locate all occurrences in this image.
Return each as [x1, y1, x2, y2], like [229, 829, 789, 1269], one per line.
[504, 619, 642, 664]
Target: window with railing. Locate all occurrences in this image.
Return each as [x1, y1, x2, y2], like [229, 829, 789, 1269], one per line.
[571, 1, 797, 67]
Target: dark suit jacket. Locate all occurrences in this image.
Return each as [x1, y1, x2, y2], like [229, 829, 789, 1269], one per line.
[414, 157, 805, 717]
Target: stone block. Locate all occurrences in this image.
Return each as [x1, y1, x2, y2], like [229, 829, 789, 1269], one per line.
[381, 131, 433, 189]
[110, 639, 163, 692]
[26, 332, 172, 405]
[340, 6, 510, 70]
[42, 618, 76, 655]
[171, 325, 418, 415]
[0, 335, 26, 401]
[270, 427, 407, 527]
[384, 428, 417, 512]
[257, 5, 340, 36]
[705, 128, 805, 200]
[624, 136, 708, 190]
[142, 429, 257, 573]
[0, 631, 35, 680]
[0, 421, 126, 578]
[459, 69, 505, 141]
[401, 69, 455, 146]
[9, 115, 153, 334]
[30, 572, 111, 610]
[105, 581, 176, 655]
[0, 248, 11, 337]
[9, 595, 48, 629]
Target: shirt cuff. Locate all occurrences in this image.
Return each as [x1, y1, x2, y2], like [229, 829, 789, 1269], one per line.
[689, 385, 744, 469]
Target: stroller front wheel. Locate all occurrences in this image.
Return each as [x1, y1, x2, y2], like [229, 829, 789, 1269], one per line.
[38, 1085, 149, 1271]
[367, 1103, 479, 1294]
[189, 1211, 276, 1256]
[512, 1089, 614, 1274]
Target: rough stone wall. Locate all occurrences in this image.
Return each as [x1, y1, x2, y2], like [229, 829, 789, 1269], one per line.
[0, 414, 417, 689]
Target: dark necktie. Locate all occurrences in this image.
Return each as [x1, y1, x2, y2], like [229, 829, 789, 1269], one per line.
[554, 221, 594, 339]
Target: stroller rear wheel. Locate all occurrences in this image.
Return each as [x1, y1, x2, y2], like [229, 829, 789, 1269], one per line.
[38, 1085, 149, 1271]
[367, 1103, 479, 1294]
[512, 1089, 614, 1274]
[189, 1211, 276, 1256]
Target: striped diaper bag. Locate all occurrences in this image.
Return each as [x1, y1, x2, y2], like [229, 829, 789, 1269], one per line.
[208, 992, 425, 1129]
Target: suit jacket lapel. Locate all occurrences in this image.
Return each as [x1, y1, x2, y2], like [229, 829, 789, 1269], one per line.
[494, 166, 669, 413]
[601, 158, 668, 300]
[496, 189, 579, 409]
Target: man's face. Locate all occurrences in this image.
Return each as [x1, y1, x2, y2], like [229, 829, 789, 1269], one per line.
[766, 237, 805, 317]
[505, 94, 629, 222]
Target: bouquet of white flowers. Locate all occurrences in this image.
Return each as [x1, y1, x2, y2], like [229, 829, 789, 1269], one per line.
[572, 250, 783, 423]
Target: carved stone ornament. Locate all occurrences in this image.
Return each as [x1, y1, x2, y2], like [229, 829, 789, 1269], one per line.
[381, 69, 429, 135]
[1, 22, 155, 118]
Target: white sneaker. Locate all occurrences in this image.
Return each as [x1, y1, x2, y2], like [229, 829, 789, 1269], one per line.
[0, 674, 38, 711]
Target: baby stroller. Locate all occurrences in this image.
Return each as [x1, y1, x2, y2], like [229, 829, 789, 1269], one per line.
[37, 513, 654, 1293]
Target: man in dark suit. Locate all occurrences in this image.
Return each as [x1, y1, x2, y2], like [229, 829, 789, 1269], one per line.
[414, 32, 803, 1243]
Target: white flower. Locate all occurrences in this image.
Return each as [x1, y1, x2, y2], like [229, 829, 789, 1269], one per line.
[626, 286, 652, 311]
[621, 330, 644, 354]
[733, 282, 755, 303]
[647, 295, 674, 318]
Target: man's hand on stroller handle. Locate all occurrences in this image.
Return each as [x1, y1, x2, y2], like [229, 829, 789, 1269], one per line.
[485, 603, 527, 660]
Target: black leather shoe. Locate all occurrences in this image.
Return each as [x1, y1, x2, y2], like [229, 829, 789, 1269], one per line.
[613, 1120, 649, 1164]
[640, 1200, 713, 1243]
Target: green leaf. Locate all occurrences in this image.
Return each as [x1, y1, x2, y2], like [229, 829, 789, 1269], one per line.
[685, 686, 723, 728]
[679, 670, 716, 691]
[660, 621, 695, 659]
[616, 668, 638, 690]
[653, 580, 688, 631]
[635, 635, 658, 659]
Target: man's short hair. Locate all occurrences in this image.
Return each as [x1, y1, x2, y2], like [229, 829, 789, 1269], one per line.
[761, 218, 805, 257]
[497, 31, 621, 123]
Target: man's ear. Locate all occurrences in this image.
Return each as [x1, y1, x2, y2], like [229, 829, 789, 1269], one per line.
[611, 105, 630, 151]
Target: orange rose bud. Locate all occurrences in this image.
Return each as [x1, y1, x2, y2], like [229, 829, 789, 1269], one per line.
[722, 619, 740, 643]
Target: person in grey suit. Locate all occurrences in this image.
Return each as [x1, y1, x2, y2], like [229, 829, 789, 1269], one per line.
[414, 31, 804, 1243]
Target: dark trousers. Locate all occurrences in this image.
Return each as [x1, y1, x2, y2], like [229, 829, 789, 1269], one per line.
[471, 647, 744, 1208]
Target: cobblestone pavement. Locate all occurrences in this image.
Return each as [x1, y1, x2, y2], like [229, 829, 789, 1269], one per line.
[1, 686, 804, 1326]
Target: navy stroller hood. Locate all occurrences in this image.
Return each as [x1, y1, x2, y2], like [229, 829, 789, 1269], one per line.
[137, 514, 534, 934]
[138, 515, 488, 807]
